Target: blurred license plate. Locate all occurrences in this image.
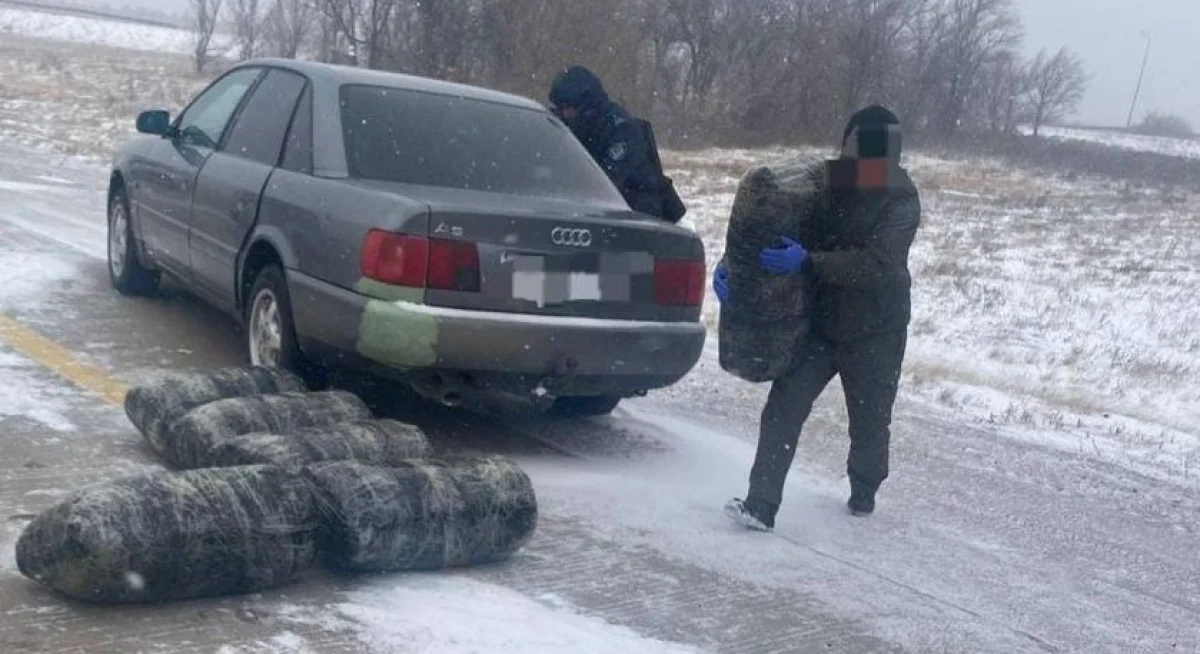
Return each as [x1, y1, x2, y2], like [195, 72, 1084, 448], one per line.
[509, 252, 651, 307]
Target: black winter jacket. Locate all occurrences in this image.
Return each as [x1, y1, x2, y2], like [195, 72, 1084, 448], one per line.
[550, 67, 665, 219]
[798, 165, 922, 343]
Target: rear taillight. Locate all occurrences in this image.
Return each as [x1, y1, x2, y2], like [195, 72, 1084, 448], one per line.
[361, 230, 428, 287]
[654, 259, 705, 307]
[428, 238, 481, 292]
[361, 229, 480, 292]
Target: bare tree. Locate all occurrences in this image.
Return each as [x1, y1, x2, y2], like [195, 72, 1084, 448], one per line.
[665, 0, 728, 113]
[191, 0, 225, 74]
[976, 50, 1029, 133]
[892, 0, 948, 132]
[1135, 113, 1194, 139]
[249, 0, 1087, 147]
[1024, 47, 1086, 136]
[230, 0, 267, 60]
[929, 0, 1021, 132]
[265, 0, 314, 59]
[411, 0, 475, 79]
[320, 0, 398, 68]
[837, 0, 918, 115]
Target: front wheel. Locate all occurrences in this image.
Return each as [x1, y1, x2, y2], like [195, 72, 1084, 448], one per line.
[547, 395, 622, 418]
[108, 187, 159, 296]
[245, 265, 326, 388]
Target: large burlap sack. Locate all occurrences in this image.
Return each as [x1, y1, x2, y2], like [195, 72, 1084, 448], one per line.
[124, 367, 307, 455]
[163, 391, 372, 470]
[207, 419, 432, 469]
[718, 154, 823, 382]
[16, 466, 317, 604]
[303, 457, 538, 573]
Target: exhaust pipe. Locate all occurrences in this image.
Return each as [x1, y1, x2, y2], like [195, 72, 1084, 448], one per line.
[422, 372, 467, 408]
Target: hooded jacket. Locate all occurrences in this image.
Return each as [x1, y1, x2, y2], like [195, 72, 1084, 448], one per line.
[550, 66, 665, 219]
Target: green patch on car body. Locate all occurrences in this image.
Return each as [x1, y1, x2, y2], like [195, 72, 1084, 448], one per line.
[355, 278, 424, 303]
[353, 278, 438, 368]
[356, 300, 439, 368]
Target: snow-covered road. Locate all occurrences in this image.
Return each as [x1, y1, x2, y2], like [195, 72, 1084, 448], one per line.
[0, 142, 1196, 654]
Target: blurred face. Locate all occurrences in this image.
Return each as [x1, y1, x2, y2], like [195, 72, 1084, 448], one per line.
[843, 125, 898, 160]
[558, 105, 579, 121]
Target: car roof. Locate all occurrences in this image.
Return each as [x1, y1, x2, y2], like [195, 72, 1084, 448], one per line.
[234, 58, 547, 112]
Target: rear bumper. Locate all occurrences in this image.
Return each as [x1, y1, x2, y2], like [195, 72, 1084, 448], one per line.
[289, 272, 706, 395]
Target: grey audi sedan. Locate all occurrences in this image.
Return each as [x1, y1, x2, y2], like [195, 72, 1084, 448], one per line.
[106, 59, 707, 416]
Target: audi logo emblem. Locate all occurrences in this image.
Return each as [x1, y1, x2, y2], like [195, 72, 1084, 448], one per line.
[550, 227, 593, 247]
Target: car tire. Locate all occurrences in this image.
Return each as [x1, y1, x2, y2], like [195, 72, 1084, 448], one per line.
[245, 264, 328, 389]
[547, 395, 622, 418]
[108, 186, 159, 296]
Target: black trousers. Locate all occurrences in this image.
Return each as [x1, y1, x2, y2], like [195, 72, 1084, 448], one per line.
[747, 329, 907, 507]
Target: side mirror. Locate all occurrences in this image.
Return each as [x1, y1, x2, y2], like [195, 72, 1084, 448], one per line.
[136, 109, 171, 136]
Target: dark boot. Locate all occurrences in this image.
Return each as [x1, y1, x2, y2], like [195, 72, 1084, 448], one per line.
[847, 483, 877, 517]
[724, 497, 777, 532]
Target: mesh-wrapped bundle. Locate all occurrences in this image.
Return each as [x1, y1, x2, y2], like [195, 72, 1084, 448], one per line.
[15, 466, 317, 604]
[207, 419, 432, 469]
[124, 366, 307, 455]
[303, 457, 538, 573]
[164, 391, 372, 470]
[718, 154, 824, 383]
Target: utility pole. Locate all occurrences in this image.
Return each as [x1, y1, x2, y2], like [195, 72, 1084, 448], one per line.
[1126, 31, 1151, 129]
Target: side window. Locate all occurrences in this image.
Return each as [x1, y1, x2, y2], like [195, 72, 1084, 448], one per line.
[281, 85, 313, 174]
[176, 68, 262, 151]
[222, 69, 308, 167]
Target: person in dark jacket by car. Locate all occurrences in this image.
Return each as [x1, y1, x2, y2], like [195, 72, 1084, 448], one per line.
[549, 65, 673, 221]
[713, 105, 921, 530]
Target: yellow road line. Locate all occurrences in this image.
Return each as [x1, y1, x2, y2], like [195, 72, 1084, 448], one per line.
[0, 314, 127, 406]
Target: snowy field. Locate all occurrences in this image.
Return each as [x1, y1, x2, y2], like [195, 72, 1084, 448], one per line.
[0, 5, 208, 55]
[1, 11, 1200, 653]
[1029, 125, 1200, 160]
[0, 34, 210, 158]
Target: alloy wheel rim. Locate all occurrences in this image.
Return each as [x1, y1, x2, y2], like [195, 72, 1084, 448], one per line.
[109, 203, 127, 277]
[249, 289, 283, 367]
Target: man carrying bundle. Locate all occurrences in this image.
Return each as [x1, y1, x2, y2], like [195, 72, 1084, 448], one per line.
[714, 105, 922, 531]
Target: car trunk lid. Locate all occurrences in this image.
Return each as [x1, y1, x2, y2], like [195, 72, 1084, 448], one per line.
[409, 189, 705, 322]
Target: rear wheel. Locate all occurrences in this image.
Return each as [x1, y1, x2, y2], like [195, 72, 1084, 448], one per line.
[108, 187, 159, 296]
[246, 264, 326, 389]
[547, 395, 622, 418]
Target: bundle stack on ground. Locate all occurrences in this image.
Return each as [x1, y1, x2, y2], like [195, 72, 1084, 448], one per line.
[718, 153, 824, 383]
[161, 391, 373, 470]
[305, 458, 539, 572]
[124, 366, 307, 454]
[15, 366, 539, 604]
[16, 466, 318, 603]
[207, 419, 433, 468]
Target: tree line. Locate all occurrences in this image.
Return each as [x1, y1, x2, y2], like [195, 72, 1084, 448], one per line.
[190, 0, 1089, 147]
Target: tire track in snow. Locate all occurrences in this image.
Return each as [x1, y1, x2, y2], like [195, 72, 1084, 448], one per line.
[0, 183, 105, 260]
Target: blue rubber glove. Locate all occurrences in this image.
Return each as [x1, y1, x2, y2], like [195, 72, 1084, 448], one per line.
[713, 263, 730, 303]
[760, 236, 809, 275]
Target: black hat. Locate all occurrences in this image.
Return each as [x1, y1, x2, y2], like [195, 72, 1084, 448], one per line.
[549, 66, 609, 111]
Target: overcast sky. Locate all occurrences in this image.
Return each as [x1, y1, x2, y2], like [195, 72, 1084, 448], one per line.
[1015, 0, 1198, 127]
[85, 0, 1197, 128]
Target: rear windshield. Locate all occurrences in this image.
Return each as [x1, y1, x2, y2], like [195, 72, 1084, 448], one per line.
[340, 84, 627, 206]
